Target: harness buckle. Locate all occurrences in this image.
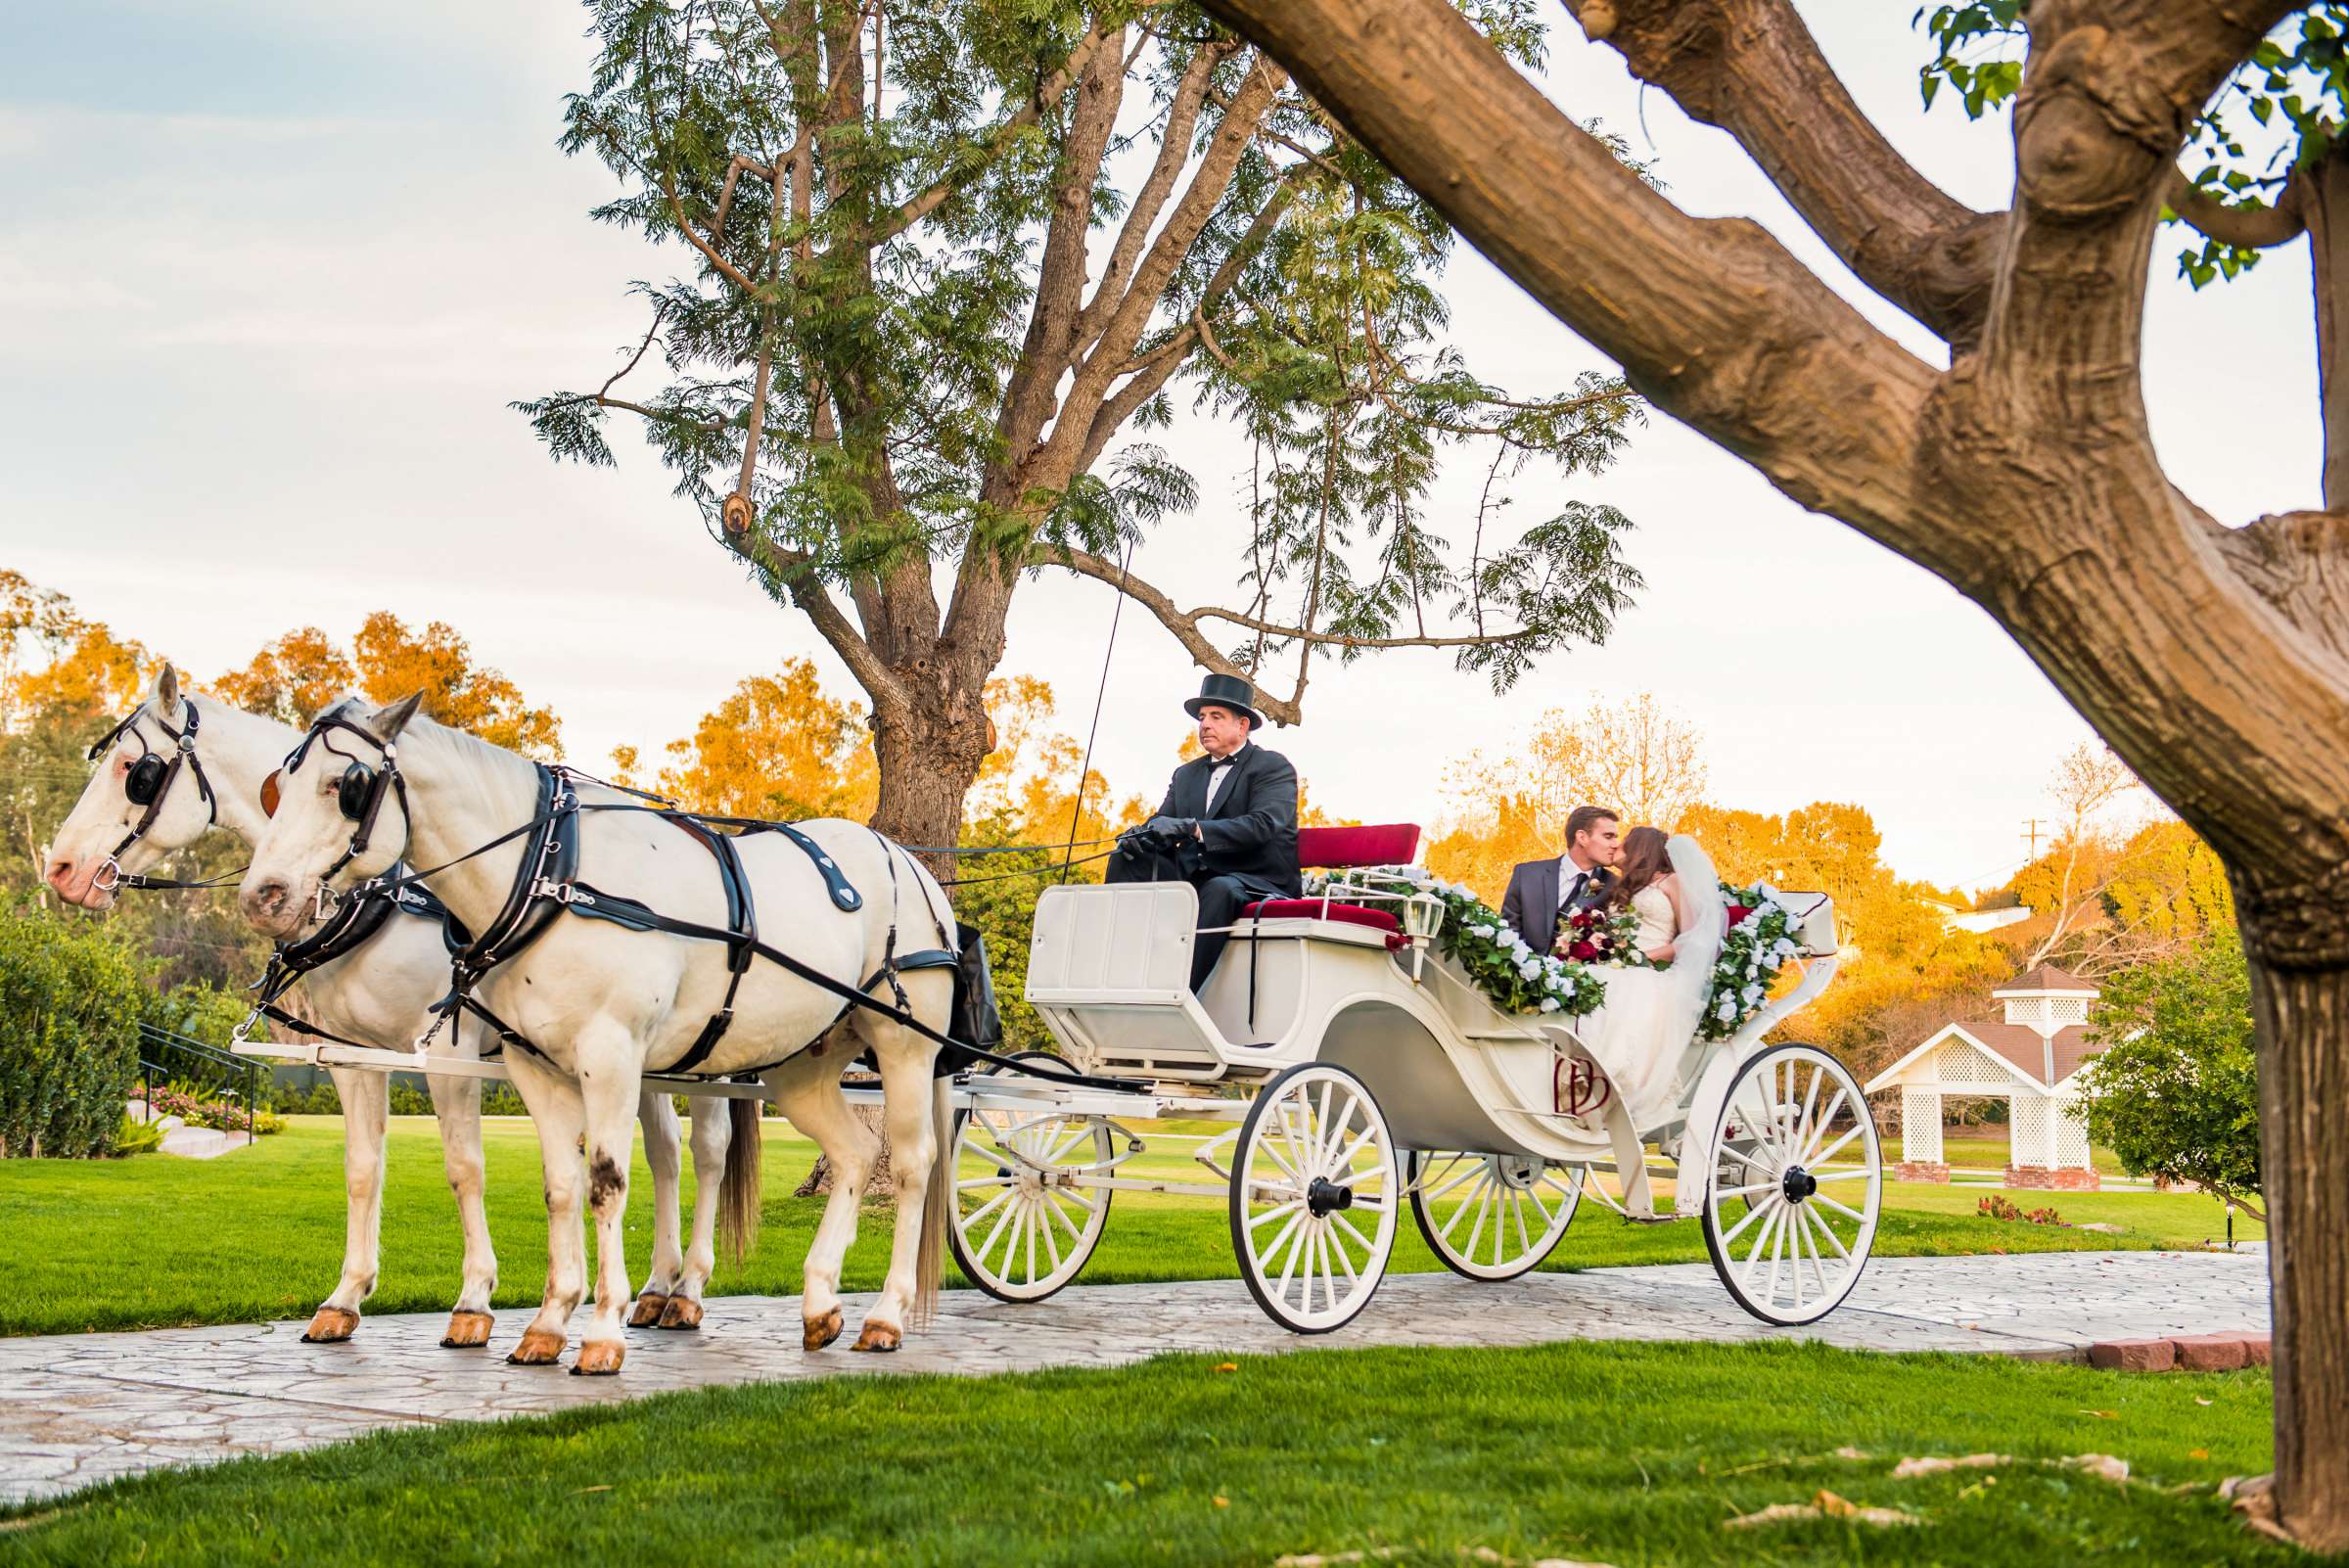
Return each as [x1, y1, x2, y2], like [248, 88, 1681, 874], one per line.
[530, 877, 584, 906]
[309, 883, 341, 923]
[90, 856, 122, 895]
[230, 1010, 262, 1045]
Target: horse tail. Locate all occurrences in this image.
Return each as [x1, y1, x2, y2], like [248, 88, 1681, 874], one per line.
[718, 1095, 763, 1266]
[913, 1075, 951, 1327]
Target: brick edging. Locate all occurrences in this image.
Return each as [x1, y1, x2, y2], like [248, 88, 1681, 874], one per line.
[2087, 1333, 2272, 1372]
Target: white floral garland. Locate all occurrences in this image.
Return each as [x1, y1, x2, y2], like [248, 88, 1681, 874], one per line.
[1700, 883, 1810, 1041]
[1308, 869, 1606, 1018]
[1306, 869, 1811, 1038]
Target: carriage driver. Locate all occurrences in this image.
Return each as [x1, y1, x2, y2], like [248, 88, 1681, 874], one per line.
[1108, 673, 1302, 992]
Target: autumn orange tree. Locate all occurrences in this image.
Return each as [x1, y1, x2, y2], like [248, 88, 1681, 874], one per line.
[216, 613, 562, 759]
[621, 658, 878, 820]
[1198, 0, 2349, 1539]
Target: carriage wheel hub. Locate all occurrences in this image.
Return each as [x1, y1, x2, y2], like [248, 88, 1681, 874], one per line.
[1307, 1176, 1354, 1217]
[1781, 1166, 1818, 1203]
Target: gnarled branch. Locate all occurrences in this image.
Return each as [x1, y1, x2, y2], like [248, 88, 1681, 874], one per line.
[1564, 0, 2001, 347]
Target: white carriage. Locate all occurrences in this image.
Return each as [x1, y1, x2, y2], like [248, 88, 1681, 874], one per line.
[944, 824, 1884, 1333]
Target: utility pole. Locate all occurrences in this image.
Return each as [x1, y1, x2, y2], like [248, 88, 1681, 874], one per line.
[2021, 817, 2046, 858]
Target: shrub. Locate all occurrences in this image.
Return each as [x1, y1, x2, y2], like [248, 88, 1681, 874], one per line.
[1977, 1193, 2064, 1224]
[146, 1084, 284, 1136]
[0, 909, 150, 1158]
[113, 1113, 163, 1156]
[2076, 937, 2263, 1219]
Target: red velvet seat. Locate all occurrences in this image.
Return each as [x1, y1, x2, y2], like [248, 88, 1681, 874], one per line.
[1296, 823, 1421, 869]
[1238, 825, 1424, 950]
[1239, 898, 1403, 935]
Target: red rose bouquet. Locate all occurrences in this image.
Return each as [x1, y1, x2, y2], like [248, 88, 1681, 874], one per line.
[1555, 903, 1649, 967]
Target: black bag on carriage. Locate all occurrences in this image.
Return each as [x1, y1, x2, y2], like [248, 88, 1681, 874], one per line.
[949, 920, 1002, 1056]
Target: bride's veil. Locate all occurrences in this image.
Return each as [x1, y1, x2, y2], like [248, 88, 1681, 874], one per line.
[1667, 833, 1726, 1023]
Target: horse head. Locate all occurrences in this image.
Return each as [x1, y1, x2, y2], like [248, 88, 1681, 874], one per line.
[239, 691, 424, 940]
[46, 663, 215, 908]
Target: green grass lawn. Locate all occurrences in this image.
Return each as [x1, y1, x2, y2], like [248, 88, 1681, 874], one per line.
[0, 1339, 2286, 1567]
[0, 1115, 2262, 1337]
[1887, 1126, 2137, 1178]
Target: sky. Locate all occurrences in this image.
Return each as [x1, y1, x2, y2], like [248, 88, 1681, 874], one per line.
[0, 0, 2319, 892]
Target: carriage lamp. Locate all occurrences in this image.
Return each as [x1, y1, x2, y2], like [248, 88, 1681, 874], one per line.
[1402, 892, 1445, 943]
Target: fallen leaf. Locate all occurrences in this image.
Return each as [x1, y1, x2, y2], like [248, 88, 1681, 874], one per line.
[2194, 1397, 2215, 1407]
[2078, 1409, 2120, 1420]
[571, 1485, 613, 1496]
[1892, 1453, 2007, 1478]
[1215, 1361, 1239, 1373]
[2189, 1449, 2210, 1460]
[1832, 1446, 1871, 1460]
[1213, 1497, 1229, 1509]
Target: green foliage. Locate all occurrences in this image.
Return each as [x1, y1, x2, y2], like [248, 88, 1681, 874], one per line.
[2077, 938, 2262, 1209]
[947, 831, 1096, 1053]
[0, 908, 149, 1158]
[111, 1113, 162, 1156]
[1346, 869, 1606, 1017]
[523, 0, 1645, 717]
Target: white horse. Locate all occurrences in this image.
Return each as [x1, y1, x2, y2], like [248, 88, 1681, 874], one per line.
[237, 694, 955, 1374]
[44, 666, 743, 1345]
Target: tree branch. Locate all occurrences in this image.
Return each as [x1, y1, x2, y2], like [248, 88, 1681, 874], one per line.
[2165, 168, 2307, 250]
[859, 17, 1132, 248]
[1197, 0, 1946, 572]
[1563, 0, 2002, 346]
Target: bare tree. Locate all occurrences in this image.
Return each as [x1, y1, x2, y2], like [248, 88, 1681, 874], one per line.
[1197, 0, 2349, 1544]
[1449, 692, 1709, 843]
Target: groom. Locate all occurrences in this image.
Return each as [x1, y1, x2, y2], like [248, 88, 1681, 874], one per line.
[1499, 805, 1622, 954]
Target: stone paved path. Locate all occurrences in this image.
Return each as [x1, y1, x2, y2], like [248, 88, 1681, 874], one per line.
[0, 1249, 2268, 1504]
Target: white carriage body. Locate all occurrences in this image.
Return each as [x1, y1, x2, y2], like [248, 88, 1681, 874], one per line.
[1025, 877, 1842, 1185]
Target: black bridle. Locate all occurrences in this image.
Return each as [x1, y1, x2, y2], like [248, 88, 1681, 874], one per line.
[274, 715, 409, 899]
[85, 702, 221, 892]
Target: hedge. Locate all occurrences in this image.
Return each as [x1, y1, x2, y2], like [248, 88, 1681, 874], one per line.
[0, 909, 151, 1158]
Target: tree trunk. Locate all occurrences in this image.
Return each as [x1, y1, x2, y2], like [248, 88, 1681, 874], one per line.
[2301, 147, 2349, 512]
[866, 659, 994, 885]
[2244, 943, 2349, 1551]
[794, 1100, 894, 1197]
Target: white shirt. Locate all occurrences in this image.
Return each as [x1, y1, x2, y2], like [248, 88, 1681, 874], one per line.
[1556, 853, 1599, 920]
[1203, 744, 1248, 814]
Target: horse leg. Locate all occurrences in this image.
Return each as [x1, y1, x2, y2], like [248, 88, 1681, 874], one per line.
[658, 1096, 732, 1331]
[426, 1064, 496, 1348]
[304, 1063, 386, 1343]
[766, 1054, 874, 1352]
[503, 1054, 587, 1367]
[572, 1039, 646, 1375]
[631, 1090, 684, 1328]
[851, 1020, 948, 1354]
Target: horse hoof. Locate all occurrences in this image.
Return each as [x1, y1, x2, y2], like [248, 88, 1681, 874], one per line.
[851, 1321, 902, 1354]
[657, 1296, 704, 1331]
[627, 1291, 670, 1329]
[439, 1310, 494, 1349]
[300, 1307, 360, 1344]
[803, 1308, 844, 1352]
[505, 1327, 567, 1365]
[571, 1340, 626, 1376]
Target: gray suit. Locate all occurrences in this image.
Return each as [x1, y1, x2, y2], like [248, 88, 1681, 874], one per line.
[1498, 857, 1617, 952]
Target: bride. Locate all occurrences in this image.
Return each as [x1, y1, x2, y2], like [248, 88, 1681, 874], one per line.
[1571, 826, 1725, 1131]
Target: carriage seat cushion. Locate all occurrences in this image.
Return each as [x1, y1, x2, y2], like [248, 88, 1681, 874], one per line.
[1241, 899, 1408, 951]
[1295, 823, 1421, 869]
[1241, 898, 1402, 935]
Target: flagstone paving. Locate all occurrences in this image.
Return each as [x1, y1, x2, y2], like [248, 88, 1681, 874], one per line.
[0, 1248, 2269, 1504]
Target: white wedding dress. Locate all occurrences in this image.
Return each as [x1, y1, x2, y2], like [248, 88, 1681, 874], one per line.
[1571, 835, 1725, 1132]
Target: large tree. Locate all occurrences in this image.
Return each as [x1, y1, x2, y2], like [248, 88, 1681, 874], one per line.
[1191, 0, 2349, 1543]
[522, 0, 1646, 863]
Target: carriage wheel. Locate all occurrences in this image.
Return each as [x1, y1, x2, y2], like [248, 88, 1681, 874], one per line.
[947, 1053, 1113, 1303]
[1406, 1152, 1582, 1281]
[1228, 1062, 1398, 1334]
[1701, 1042, 1882, 1325]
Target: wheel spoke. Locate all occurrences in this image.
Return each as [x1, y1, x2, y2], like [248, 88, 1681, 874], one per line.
[1808, 1123, 1865, 1171]
[1331, 1209, 1377, 1258]
[1437, 1169, 1493, 1242]
[1248, 1198, 1304, 1230]
[1510, 1191, 1532, 1262]
[971, 1188, 1020, 1268]
[1718, 1192, 1774, 1249]
[1814, 1193, 1868, 1223]
[1736, 1202, 1784, 1283]
[1800, 1088, 1849, 1167]
[1807, 1202, 1855, 1261]
[1794, 1062, 1823, 1161]
[1037, 1198, 1065, 1270]
[1420, 1157, 1485, 1204]
[1809, 1167, 1876, 1183]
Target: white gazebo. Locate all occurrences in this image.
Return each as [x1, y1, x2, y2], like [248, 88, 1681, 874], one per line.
[1865, 964, 2105, 1190]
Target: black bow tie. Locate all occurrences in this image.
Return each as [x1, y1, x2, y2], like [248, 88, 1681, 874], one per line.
[1210, 755, 1238, 768]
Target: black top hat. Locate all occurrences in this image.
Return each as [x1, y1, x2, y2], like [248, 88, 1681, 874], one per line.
[1183, 672, 1265, 729]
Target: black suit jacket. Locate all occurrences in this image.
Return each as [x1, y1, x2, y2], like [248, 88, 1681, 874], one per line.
[1157, 744, 1302, 897]
[1498, 857, 1616, 951]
